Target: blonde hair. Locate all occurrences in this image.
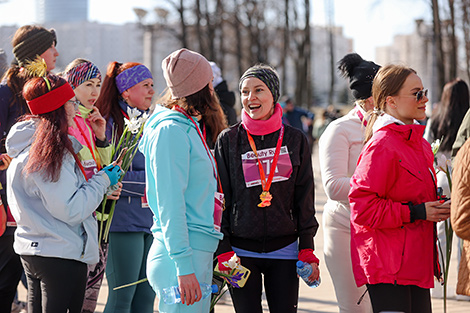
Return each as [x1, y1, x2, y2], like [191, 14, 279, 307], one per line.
[364, 64, 416, 142]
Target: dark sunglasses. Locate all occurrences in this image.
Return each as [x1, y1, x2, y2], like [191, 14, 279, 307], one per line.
[414, 89, 428, 102]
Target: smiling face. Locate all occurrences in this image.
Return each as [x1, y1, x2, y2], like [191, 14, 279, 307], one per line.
[122, 78, 155, 111]
[40, 44, 59, 71]
[386, 73, 428, 124]
[241, 77, 275, 121]
[74, 78, 101, 110]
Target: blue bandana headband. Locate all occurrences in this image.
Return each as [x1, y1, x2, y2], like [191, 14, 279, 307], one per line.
[115, 64, 153, 94]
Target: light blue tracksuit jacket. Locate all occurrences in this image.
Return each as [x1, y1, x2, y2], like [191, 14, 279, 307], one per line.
[139, 105, 223, 277]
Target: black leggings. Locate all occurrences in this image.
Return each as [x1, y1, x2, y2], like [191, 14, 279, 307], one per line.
[367, 283, 432, 313]
[230, 257, 299, 313]
[0, 235, 23, 312]
[21, 255, 87, 313]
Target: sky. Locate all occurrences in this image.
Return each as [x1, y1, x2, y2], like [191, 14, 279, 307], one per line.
[0, 0, 432, 61]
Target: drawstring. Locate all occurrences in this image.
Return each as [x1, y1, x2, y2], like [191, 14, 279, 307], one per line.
[357, 286, 369, 305]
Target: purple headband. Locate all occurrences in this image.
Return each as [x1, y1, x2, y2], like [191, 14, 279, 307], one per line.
[115, 64, 153, 94]
[65, 62, 101, 89]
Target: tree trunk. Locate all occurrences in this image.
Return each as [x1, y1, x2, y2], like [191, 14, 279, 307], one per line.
[462, 0, 470, 81]
[447, 0, 457, 80]
[281, 0, 290, 96]
[431, 0, 446, 96]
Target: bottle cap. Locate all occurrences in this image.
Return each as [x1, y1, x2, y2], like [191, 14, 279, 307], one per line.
[296, 260, 304, 268]
[211, 284, 219, 293]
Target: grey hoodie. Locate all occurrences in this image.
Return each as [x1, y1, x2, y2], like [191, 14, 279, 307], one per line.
[6, 119, 110, 264]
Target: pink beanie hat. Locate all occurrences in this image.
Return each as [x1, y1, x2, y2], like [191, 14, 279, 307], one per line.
[162, 48, 213, 99]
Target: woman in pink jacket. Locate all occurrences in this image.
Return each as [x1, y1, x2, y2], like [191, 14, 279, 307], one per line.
[349, 64, 451, 313]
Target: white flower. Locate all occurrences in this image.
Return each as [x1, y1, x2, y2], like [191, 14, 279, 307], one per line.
[138, 112, 149, 124]
[124, 117, 141, 134]
[222, 253, 240, 270]
[436, 153, 452, 173]
[127, 107, 141, 120]
[431, 139, 441, 155]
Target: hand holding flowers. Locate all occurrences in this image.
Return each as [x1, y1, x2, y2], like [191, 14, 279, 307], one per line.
[97, 107, 148, 242]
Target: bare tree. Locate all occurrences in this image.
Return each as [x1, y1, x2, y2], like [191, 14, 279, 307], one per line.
[462, 0, 470, 81]
[431, 0, 446, 94]
[447, 0, 457, 80]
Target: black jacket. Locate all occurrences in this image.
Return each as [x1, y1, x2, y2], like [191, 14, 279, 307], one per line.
[214, 122, 318, 255]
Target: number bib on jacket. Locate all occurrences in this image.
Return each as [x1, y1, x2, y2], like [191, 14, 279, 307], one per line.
[81, 159, 99, 181]
[242, 146, 293, 188]
[214, 192, 224, 232]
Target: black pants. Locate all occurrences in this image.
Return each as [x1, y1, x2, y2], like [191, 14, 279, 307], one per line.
[230, 257, 299, 313]
[0, 234, 23, 312]
[21, 255, 87, 313]
[367, 283, 432, 313]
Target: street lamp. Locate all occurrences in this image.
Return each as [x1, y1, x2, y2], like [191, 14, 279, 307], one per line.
[133, 7, 169, 75]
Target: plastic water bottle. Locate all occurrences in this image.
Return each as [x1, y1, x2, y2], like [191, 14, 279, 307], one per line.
[161, 283, 219, 305]
[296, 260, 321, 288]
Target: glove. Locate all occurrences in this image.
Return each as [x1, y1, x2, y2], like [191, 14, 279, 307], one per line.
[298, 249, 320, 265]
[217, 251, 236, 271]
[102, 164, 122, 186]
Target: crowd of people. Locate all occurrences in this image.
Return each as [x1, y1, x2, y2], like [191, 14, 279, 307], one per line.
[1, 24, 470, 313]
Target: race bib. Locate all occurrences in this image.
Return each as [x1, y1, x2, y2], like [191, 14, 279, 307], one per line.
[81, 159, 99, 181]
[241, 146, 293, 188]
[214, 192, 224, 232]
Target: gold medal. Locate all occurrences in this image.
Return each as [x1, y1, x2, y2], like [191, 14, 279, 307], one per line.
[258, 191, 273, 207]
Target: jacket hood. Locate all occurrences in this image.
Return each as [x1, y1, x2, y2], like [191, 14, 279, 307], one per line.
[6, 119, 83, 159]
[6, 120, 37, 158]
[140, 104, 195, 149]
[373, 113, 421, 133]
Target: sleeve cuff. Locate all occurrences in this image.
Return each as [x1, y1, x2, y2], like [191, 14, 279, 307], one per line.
[408, 202, 426, 222]
[95, 137, 109, 147]
[175, 255, 195, 277]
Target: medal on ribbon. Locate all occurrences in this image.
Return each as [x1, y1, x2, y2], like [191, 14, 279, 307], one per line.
[243, 124, 285, 208]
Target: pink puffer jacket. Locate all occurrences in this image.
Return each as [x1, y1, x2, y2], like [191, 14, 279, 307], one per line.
[349, 120, 439, 289]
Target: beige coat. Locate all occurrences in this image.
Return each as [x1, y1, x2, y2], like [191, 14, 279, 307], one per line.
[451, 138, 470, 296]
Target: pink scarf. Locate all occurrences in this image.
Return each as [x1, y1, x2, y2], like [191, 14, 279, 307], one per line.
[241, 103, 283, 135]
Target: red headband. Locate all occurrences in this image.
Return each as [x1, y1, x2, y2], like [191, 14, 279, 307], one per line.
[27, 83, 75, 115]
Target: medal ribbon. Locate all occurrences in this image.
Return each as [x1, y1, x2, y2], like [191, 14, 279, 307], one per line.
[243, 124, 284, 206]
[173, 105, 222, 193]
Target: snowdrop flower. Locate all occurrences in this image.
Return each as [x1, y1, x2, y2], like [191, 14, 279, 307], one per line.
[431, 139, 441, 155]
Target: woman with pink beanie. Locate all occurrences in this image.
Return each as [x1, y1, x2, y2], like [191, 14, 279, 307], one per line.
[139, 48, 224, 313]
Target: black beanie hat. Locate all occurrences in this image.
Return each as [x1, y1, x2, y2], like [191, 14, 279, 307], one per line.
[337, 53, 380, 100]
[13, 28, 57, 67]
[239, 64, 280, 104]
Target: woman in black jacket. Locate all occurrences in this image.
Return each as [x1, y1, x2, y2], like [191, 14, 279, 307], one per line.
[214, 64, 319, 313]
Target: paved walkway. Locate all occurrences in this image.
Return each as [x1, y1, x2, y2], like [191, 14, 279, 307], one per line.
[18, 144, 470, 312]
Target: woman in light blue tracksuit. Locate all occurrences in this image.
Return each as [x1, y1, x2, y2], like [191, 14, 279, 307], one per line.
[139, 48, 223, 313]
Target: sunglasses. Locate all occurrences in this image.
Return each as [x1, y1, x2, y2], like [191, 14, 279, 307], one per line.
[401, 89, 428, 102]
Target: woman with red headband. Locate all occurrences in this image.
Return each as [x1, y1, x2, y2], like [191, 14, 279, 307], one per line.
[0, 25, 59, 311]
[5, 74, 122, 313]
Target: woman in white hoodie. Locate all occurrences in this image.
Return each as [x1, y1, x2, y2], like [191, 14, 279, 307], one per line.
[6, 74, 121, 313]
[319, 53, 379, 313]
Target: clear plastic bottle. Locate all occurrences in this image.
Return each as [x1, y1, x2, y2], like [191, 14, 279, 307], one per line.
[296, 260, 321, 288]
[161, 283, 219, 305]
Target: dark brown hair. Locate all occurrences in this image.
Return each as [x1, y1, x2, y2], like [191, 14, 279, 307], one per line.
[430, 78, 470, 151]
[22, 74, 74, 182]
[160, 84, 228, 144]
[95, 61, 140, 137]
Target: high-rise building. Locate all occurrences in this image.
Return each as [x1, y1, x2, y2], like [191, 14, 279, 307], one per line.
[36, 0, 88, 23]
